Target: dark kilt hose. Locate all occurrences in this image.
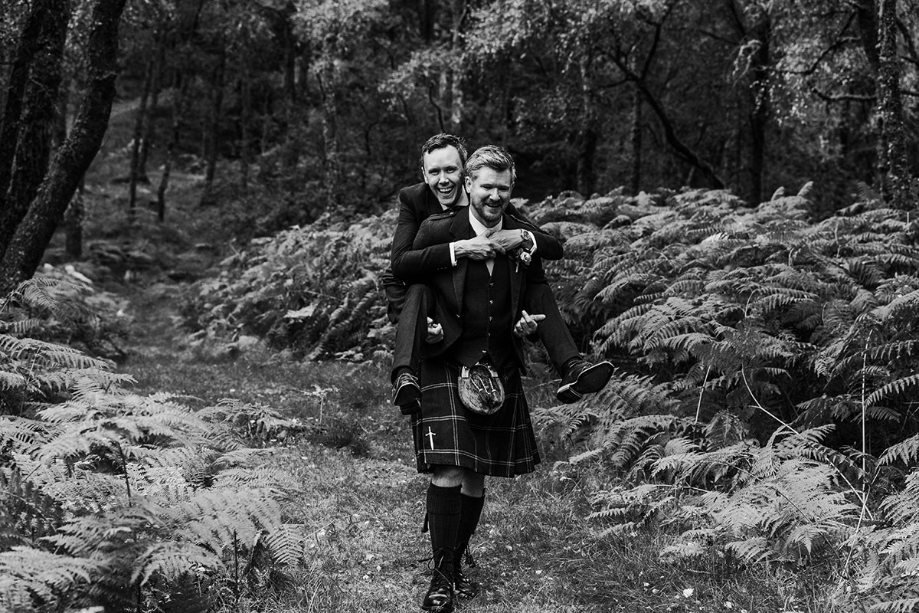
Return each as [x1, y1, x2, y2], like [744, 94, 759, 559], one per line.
[410, 359, 540, 477]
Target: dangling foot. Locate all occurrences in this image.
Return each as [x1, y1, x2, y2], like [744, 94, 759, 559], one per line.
[393, 371, 421, 414]
[556, 359, 614, 403]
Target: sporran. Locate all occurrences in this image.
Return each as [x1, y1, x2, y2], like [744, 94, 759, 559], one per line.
[458, 362, 505, 415]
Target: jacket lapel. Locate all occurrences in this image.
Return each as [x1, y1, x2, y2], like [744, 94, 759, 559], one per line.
[449, 209, 474, 309]
[503, 215, 524, 316]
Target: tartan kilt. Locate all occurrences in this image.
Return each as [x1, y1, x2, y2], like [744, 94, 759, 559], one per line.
[410, 358, 541, 477]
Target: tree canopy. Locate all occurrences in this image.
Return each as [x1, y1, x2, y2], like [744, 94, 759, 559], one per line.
[0, 0, 917, 288]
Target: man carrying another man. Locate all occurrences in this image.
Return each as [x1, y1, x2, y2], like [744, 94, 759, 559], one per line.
[385, 140, 613, 612]
[384, 134, 613, 411]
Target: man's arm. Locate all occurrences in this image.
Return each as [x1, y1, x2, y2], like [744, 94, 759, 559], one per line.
[498, 203, 563, 260]
[412, 215, 503, 262]
[390, 187, 453, 282]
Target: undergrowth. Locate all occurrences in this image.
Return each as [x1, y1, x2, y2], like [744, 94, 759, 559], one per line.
[0, 278, 304, 612]
[537, 186, 919, 611]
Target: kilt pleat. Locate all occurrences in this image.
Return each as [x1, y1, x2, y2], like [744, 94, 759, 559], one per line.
[411, 358, 540, 477]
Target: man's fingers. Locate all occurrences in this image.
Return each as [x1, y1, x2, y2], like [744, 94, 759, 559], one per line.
[530, 314, 547, 322]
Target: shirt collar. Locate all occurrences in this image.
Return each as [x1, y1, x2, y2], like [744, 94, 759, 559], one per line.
[468, 207, 502, 236]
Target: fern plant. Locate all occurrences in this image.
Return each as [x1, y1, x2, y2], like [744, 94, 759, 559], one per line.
[533, 188, 919, 610]
[0, 279, 305, 612]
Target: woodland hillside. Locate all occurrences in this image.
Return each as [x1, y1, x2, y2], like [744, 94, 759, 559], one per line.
[2, 0, 919, 612]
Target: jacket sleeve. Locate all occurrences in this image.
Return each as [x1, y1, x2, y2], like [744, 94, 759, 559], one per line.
[390, 188, 453, 281]
[507, 204, 564, 261]
[523, 253, 549, 286]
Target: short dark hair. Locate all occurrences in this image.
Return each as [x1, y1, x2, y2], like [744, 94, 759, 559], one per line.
[465, 145, 516, 183]
[420, 133, 468, 169]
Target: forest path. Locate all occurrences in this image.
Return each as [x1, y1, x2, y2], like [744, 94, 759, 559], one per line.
[111, 274, 633, 611]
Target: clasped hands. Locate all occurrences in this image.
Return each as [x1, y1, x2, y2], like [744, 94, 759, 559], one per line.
[453, 229, 527, 260]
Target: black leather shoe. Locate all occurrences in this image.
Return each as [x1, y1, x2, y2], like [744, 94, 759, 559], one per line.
[453, 543, 479, 598]
[421, 566, 454, 612]
[392, 372, 421, 414]
[556, 359, 614, 403]
[453, 564, 479, 599]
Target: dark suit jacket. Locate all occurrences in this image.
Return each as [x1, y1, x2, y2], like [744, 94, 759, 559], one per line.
[390, 182, 562, 284]
[412, 207, 548, 370]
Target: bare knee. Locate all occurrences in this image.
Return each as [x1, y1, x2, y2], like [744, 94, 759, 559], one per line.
[431, 466, 467, 488]
[462, 472, 485, 497]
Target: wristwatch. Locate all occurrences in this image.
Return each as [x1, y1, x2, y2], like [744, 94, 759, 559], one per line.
[519, 229, 534, 252]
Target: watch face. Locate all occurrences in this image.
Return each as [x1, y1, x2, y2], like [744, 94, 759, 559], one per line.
[521, 231, 534, 250]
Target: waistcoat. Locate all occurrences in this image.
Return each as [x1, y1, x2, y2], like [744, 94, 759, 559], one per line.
[449, 255, 515, 368]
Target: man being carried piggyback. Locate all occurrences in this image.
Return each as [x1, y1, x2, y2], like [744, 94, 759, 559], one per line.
[384, 134, 613, 414]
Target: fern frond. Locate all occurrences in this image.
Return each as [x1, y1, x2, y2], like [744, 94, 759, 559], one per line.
[659, 540, 707, 561]
[866, 374, 919, 407]
[867, 596, 919, 613]
[725, 537, 773, 564]
[881, 435, 919, 467]
[132, 541, 221, 586]
[262, 524, 303, 567]
[0, 547, 98, 605]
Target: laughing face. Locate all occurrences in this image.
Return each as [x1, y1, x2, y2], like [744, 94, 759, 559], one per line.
[466, 166, 512, 228]
[422, 145, 464, 209]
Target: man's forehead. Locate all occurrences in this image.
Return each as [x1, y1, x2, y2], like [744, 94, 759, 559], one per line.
[423, 146, 461, 166]
[470, 167, 511, 184]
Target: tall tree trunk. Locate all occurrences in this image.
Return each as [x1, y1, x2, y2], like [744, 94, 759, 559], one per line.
[629, 85, 642, 195]
[0, 0, 68, 263]
[0, 0, 127, 293]
[64, 180, 84, 259]
[139, 30, 166, 183]
[158, 72, 188, 223]
[876, 0, 911, 209]
[53, 76, 70, 151]
[202, 47, 226, 200]
[417, 0, 436, 43]
[856, 0, 880, 73]
[447, 0, 466, 130]
[238, 74, 251, 190]
[747, 10, 771, 206]
[319, 62, 342, 212]
[128, 58, 155, 215]
[575, 55, 597, 196]
[0, 0, 56, 211]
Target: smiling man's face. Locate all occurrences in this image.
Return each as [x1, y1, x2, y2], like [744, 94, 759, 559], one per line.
[422, 145, 464, 209]
[466, 166, 512, 228]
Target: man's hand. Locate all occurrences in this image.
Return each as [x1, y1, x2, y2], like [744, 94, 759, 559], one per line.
[489, 229, 526, 251]
[454, 234, 504, 260]
[426, 317, 444, 343]
[513, 310, 546, 337]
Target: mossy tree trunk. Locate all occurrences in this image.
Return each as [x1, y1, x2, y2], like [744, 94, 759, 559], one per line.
[0, 0, 69, 264]
[876, 0, 912, 209]
[0, 0, 128, 294]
